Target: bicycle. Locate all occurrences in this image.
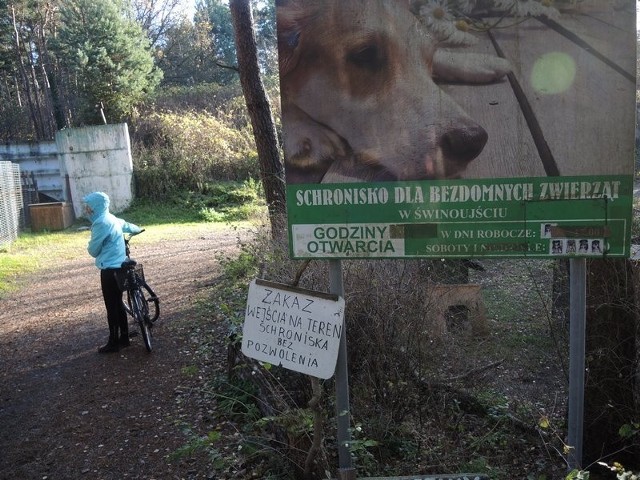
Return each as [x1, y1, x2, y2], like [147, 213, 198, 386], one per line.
[116, 230, 160, 352]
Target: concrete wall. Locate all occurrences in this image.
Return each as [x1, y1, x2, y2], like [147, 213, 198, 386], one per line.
[4, 123, 134, 220]
[57, 123, 134, 218]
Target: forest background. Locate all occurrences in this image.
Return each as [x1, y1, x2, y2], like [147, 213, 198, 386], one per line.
[1, 0, 276, 200]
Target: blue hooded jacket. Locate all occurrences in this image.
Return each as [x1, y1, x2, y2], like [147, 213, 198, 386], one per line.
[83, 192, 142, 269]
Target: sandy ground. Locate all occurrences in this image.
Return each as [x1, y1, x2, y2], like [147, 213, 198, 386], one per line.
[0, 226, 244, 480]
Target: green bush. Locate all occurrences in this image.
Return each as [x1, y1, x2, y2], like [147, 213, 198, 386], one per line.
[131, 107, 259, 197]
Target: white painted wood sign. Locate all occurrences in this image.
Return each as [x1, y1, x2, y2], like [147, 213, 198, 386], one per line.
[242, 279, 345, 379]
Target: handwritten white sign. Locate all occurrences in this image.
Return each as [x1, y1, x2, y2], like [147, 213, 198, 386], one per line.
[242, 279, 345, 379]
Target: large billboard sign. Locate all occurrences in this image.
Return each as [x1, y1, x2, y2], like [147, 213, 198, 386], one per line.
[277, 0, 637, 259]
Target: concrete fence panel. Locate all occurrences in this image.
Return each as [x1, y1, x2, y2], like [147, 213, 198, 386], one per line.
[57, 123, 134, 217]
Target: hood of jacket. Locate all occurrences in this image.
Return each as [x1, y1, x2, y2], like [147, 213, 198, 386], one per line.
[83, 192, 110, 223]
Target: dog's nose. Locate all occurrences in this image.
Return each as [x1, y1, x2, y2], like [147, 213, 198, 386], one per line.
[441, 123, 488, 165]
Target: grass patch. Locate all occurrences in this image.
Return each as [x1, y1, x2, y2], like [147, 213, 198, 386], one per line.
[125, 180, 264, 225]
[181, 365, 199, 377]
[0, 184, 266, 298]
[0, 229, 91, 297]
[0, 254, 38, 296]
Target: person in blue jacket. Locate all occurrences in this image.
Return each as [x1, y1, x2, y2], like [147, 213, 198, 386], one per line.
[83, 192, 142, 353]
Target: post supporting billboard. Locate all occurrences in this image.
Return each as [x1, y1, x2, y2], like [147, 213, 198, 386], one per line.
[330, 259, 356, 479]
[567, 258, 586, 470]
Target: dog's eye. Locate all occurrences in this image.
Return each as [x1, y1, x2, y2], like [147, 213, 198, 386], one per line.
[347, 45, 385, 71]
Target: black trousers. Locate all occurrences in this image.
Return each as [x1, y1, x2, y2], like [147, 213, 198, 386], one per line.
[100, 268, 128, 341]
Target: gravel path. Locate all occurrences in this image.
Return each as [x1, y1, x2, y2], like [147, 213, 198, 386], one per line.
[0, 225, 244, 480]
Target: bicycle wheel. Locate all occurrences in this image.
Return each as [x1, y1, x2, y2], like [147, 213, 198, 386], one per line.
[122, 294, 137, 334]
[139, 280, 160, 323]
[131, 289, 153, 352]
[124, 279, 158, 320]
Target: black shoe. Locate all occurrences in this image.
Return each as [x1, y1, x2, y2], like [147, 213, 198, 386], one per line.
[98, 342, 120, 354]
[119, 336, 131, 348]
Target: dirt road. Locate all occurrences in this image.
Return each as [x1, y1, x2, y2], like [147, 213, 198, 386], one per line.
[0, 225, 244, 480]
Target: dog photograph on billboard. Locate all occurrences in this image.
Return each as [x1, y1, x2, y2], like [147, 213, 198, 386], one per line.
[277, 0, 636, 259]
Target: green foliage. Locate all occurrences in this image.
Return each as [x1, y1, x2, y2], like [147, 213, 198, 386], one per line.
[220, 250, 259, 280]
[203, 0, 236, 71]
[169, 425, 224, 465]
[120, 180, 264, 225]
[258, 409, 314, 439]
[210, 377, 262, 424]
[181, 365, 199, 377]
[195, 0, 278, 81]
[347, 424, 380, 475]
[0, 0, 61, 139]
[126, 180, 263, 224]
[131, 109, 259, 196]
[52, 0, 162, 125]
[0, 101, 34, 142]
[156, 16, 225, 86]
[595, 462, 640, 480]
[461, 457, 493, 475]
[252, 0, 278, 76]
[566, 469, 590, 480]
[619, 423, 640, 439]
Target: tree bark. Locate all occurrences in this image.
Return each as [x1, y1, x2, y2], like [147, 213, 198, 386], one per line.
[229, 0, 286, 235]
[12, 6, 41, 139]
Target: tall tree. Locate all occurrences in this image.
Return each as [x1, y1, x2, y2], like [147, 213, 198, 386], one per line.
[202, 0, 237, 84]
[158, 0, 233, 85]
[128, 0, 184, 49]
[229, 0, 285, 230]
[0, 0, 59, 140]
[52, 0, 162, 125]
[252, 0, 277, 77]
[155, 16, 217, 85]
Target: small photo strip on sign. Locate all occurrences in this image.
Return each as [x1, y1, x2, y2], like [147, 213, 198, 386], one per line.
[541, 223, 605, 256]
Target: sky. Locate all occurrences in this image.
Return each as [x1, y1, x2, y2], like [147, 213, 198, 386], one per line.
[177, 0, 197, 20]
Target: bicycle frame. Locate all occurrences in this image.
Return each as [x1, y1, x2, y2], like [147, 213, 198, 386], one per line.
[120, 231, 159, 352]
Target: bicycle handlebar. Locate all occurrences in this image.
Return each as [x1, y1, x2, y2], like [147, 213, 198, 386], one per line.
[124, 229, 145, 244]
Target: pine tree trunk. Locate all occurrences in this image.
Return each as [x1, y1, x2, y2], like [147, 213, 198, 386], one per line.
[229, 0, 286, 235]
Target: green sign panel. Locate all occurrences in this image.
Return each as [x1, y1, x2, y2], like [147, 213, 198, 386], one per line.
[276, 1, 636, 260]
[287, 176, 633, 259]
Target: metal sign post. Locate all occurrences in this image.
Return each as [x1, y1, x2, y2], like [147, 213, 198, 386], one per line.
[330, 259, 356, 480]
[567, 258, 586, 470]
